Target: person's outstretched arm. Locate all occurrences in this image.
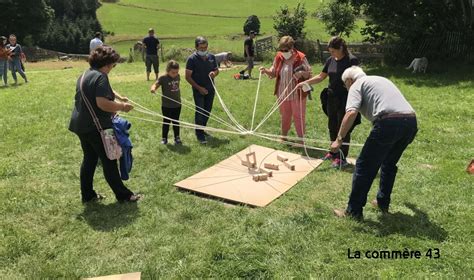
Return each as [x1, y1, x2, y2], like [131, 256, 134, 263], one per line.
[96, 97, 133, 113]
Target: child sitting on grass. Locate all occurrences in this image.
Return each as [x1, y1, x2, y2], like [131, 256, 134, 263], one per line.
[150, 60, 182, 145]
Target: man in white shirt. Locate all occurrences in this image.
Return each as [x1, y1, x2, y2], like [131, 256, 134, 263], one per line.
[331, 66, 418, 221]
[89, 32, 103, 52]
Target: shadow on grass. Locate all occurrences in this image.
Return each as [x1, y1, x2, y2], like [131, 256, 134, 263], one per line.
[79, 202, 139, 232]
[355, 203, 448, 241]
[207, 136, 230, 148]
[366, 63, 474, 88]
[166, 144, 191, 154]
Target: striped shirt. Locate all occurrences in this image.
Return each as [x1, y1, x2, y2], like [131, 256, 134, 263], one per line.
[270, 57, 311, 101]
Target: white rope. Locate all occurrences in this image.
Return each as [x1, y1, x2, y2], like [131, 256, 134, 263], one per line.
[297, 92, 317, 168]
[130, 106, 225, 133]
[128, 97, 246, 135]
[146, 94, 242, 133]
[252, 85, 299, 133]
[124, 73, 365, 153]
[124, 114, 244, 136]
[208, 75, 248, 133]
[251, 81, 292, 133]
[251, 132, 329, 153]
[251, 131, 364, 147]
[250, 71, 263, 131]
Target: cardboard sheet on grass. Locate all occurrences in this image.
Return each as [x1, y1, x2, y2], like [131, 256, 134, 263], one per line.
[175, 144, 324, 207]
[83, 272, 141, 280]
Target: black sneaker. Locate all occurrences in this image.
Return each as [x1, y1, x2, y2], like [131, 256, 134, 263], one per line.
[82, 193, 106, 203]
[174, 137, 182, 145]
[161, 138, 168, 145]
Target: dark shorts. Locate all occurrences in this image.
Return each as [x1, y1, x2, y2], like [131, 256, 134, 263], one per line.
[246, 57, 254, 69]
[146, 55, 159, 73]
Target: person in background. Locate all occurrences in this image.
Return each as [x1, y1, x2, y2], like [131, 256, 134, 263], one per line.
[150, 60, 183, 145]
[260, 36, 312, 145]
[6, 34, 27, 85]
[215, 52, 233, 68]
[89, 32, 103, 52]
[0, 36, 11, 87]
[143, 28, 160, 81]
[332, 66, 417, 221]
[240, 31, 256, 78]
[69, 46, 142, 203]
[298, 36, 360, 168]
[185, 36, 219, 144]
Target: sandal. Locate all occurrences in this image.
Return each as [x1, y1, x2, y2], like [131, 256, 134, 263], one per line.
[125, 194, 143, 202]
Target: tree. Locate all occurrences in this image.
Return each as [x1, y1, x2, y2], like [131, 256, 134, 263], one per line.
[0, 0, 54, 45]
[347, 0, 472, 43]
[273, 3, 308, 40]
[243, 15, 261, 35]
[319, 0, 357, 37]
[37, 0, 103, 53]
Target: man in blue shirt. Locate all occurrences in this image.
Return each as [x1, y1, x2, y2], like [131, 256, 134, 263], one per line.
[142, 28, 160, 81]
[185, 36, 219, 144]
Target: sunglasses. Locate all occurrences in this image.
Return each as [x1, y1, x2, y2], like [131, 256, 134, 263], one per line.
[280, 49, 290, 52]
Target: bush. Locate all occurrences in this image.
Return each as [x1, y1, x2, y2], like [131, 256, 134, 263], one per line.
[163, 46, 193, 62]
[243, 15, 261, 35]
[318, 0, 357, 38]
[273, 3, 308, 40]
[294, 39, 319, 63]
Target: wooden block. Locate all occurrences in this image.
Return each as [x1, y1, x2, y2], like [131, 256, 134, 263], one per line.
[277, 154, 288, 162]
[241, 160, 256, 168]
[245, 152, 257, 170]
[264, 163, 279, 170]
[253, 173, 268, 182]
[259, 168, 273, 177]
[175, 144, 325, 207]
[283, 161, 295, 171]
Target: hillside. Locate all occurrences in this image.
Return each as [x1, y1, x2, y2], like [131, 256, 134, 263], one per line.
[97, 0, 365, 57]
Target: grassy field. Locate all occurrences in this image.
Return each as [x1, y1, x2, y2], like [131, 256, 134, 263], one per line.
[97, 0, 365, 58]
[0, 59, 473, 278]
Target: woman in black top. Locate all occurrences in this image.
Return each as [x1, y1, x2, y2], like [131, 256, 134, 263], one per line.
[297, 37, 360, 168]
[69, 46, 142, 202]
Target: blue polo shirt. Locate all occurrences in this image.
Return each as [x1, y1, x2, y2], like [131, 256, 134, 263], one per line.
[185, 52, 218, 91]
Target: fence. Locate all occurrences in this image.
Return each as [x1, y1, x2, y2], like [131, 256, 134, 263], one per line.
[23, 47, 89, 62]
[316, 40, 386, 63]
[255, 36, 275, 60]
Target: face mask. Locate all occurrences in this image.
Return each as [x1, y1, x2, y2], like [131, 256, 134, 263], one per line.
[282, 51, 292, 60]
[197, 50, 208, 57]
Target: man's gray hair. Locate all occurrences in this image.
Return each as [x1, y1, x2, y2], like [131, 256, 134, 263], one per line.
[342, 66, 366, 83]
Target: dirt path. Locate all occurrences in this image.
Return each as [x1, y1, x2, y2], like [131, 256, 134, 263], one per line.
[115, 2, 272, 19]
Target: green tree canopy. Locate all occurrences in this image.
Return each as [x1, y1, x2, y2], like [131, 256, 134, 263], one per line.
[273, 3, 308, 40]
[0, 0, 54, 45]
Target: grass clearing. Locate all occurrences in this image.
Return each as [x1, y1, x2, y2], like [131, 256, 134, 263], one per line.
[0, 60, 473, 278]
[97, 1, 365, 58]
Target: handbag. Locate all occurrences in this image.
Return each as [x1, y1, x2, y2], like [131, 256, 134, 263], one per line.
[320, 88, 329, 116]
[79, 72, 122, 160]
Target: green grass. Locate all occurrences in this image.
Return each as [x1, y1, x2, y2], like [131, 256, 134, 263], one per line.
[0, 60, 473, 278]
[97, 1, 365, 57]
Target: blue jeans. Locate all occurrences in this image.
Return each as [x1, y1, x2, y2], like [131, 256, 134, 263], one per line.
[346, 117, 418, 218]
[193, 88, 215, 140]
[9, 58, 27, 82]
